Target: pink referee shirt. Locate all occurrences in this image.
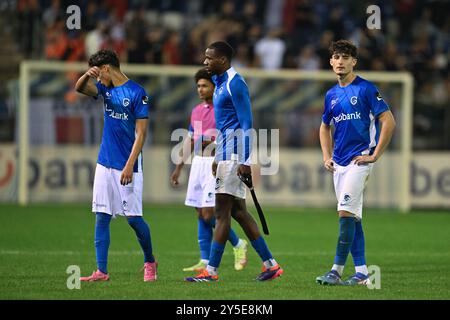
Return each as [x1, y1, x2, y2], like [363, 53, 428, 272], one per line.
[189, 102, 216, 144]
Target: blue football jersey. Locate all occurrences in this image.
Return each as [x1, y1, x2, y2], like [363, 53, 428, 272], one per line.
[95, 79, 150, 172]
[322, 76, 389, 166]
[212, 67, 253, 164]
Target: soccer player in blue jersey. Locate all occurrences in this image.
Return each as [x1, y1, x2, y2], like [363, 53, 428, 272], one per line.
[75, 50, 157, 282]
[316, 40, 396, 286]
[171, 69, 249, 272]
[185, 42, 283, 282]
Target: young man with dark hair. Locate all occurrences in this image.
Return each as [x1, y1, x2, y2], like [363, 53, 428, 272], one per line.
[171, 68, 248, 272]
[75, 49, 157, 282]
[185, 42, 283, 282]
[317, 40, 396, 286]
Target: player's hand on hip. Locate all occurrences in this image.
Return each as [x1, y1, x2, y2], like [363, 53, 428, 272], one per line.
[354, 155, 377, 166]
[212, 161, 218, 177]
[120, 165, 133, 185]
[237, 164, 251, 176]
[324, 158, 336, 172]
[170, 169, 180, 186]
[85, 67, 100, 79]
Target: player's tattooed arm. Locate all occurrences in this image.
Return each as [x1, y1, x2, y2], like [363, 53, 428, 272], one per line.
[75, 67, 100, 97]
[319, 122, 335, 172]
[354, 110, 396, 166]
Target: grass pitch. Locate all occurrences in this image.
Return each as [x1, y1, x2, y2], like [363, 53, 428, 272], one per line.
[0, 203, 449, 300]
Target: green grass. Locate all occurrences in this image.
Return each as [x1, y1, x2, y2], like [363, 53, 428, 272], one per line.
[0, 203, 449, 300]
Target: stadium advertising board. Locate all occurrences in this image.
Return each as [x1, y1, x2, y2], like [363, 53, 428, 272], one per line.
[0, 145, 449, 208]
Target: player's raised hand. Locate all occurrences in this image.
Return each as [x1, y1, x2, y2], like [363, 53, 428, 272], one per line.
[85, 66, 100, 79]
[120, 164, 133, 185]
[354, 155, 377, 166]
[324, 158, 336, 172]
[170, 169, 181, 186]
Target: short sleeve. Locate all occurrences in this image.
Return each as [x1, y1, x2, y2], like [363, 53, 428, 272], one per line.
[134, 88, 150, 119]
[322, 93, 332, 125]
[365, 83, 389, 117]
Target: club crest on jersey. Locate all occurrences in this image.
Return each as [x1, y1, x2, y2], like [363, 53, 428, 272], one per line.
[340, 194, 351, 206]
[142, 96, 149, 104]
[350, 96, 358, 105]
[123, 98, 130, 107]
[105, 92, 111, 99]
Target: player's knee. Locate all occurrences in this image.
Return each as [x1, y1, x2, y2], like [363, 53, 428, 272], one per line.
[201, 207, 214, 221]
[214, 210, 231, 227]
[127, 216, 144, 228]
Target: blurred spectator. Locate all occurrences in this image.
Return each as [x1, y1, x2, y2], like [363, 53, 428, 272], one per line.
[316, 31, 334, 69]
[284, 0, 317, 46]
[325, 7, 346, 41]
[17, 0, 42, 58]
[85, 21, 108, 59]
[297, 46, 320, 70]
[233, 44, 252, 68]
[265, 0, 285, 30]
[255, 28, 286, 70]
[45, 18, 69, 60]
[145, 28, 164, 64]
[7, 0, 450, 149]
[162, 31, 182, 65]
[125, 7, 149, 63]
[43, 0, 63, 28]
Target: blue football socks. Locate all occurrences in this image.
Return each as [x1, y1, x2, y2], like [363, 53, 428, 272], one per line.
[208, 241, 225, 268]
[95, 212, 112, 274]
[127, 216, 155, 263]
[351, 220, 366, 267]
[198, 218, 213, 260]
[334, 217, 356, 266]
[251, 236, 273, 262]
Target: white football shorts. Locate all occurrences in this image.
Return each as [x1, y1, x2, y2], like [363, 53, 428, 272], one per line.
[185, 156, 216, 208]
[333, 160, 374, 219]
[215, 157, 246, 199]
[92, 163, 143, 217]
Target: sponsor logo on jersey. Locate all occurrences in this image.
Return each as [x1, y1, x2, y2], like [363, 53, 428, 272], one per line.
[142, 96, 149, 104]
[105, 104, 129, 120]
[105, 92, 111, 99]
[331, 98, 338, 109]
[333, 112, 361, 123]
